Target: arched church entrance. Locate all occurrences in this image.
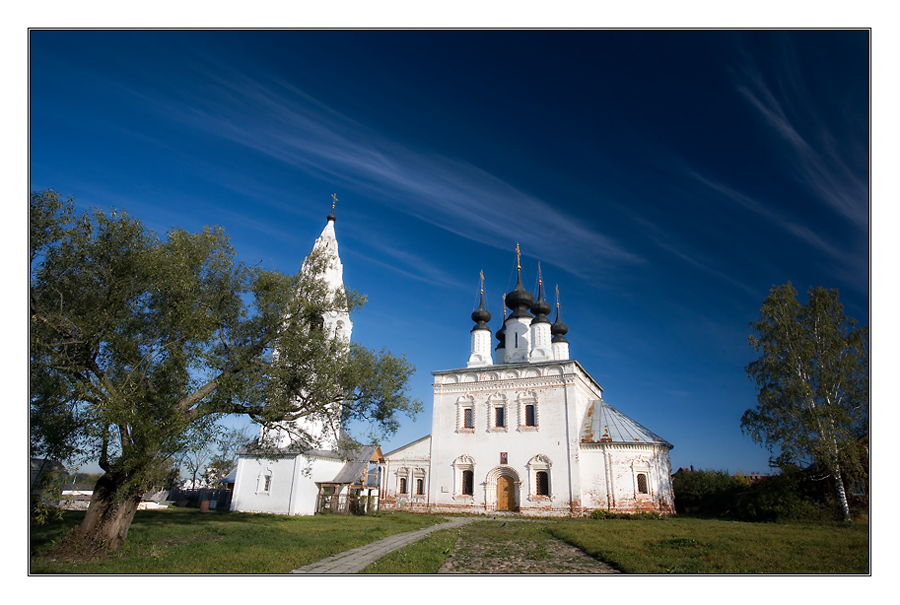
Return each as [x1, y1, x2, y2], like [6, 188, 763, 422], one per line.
[497, 475, 515, 511]
[487, 467, 520, 512]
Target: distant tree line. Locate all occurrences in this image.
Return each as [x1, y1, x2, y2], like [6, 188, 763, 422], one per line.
[672, 463, 867, 523]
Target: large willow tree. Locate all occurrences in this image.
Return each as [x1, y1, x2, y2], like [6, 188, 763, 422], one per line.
[743, 282, 868, 521]
[30, 191, 420, 553]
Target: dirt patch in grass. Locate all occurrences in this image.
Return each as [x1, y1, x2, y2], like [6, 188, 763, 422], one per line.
[437, 520, 619, 574]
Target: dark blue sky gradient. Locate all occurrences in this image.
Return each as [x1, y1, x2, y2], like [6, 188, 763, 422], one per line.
[29, 30, 869, 474]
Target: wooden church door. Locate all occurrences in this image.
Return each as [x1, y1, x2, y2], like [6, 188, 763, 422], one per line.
[496, 475, 515, 511]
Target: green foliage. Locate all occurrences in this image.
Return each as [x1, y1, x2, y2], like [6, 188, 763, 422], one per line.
[672, 469, 745, 516]
[731, 468, 832, 523]
[743, 282, 868, 521]
[29, 190, 421, 550]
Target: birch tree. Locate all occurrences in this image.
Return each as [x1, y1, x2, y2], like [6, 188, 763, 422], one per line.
[742, 282, 868, 521]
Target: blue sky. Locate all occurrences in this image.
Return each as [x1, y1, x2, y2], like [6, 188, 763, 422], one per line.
[29, 30, 869, 476]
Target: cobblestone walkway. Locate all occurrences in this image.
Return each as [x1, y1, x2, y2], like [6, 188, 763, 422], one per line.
[436, 519, 620, 574]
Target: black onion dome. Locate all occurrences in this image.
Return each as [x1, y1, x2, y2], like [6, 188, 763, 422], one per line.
[505, 268, 534, 319]
[551, 303, 569, 343]
[495, 322, 506, 349]
[327, 212, 337, 222]
[530, 273, 552, 324]
[471, 290, 492, 331]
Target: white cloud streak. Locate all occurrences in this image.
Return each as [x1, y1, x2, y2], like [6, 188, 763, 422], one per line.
[732, 46, 868, 230]
[120, 59, 643, 284]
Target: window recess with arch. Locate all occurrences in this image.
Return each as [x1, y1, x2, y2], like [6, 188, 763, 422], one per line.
[412, 467, 427, 499]
[452, 455, 476, 500]
[517, 391, 539, 432]
[632, 460, 652, 497]
[456, 395, 476, 433]
[488, 393, 509, 432]
[396, 467, 411, 496]
[526, 454, 552, 501]
[256, 467, 274, 495]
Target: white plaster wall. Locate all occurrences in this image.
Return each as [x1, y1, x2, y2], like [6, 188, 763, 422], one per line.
[230, 454, 345, 515]
[577, 444, 675, 513]
[428, 361, 600, 516]
[381, 437, 433, 510]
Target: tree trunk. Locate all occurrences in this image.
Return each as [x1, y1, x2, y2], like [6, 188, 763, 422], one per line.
[67, 472, 144, 554]
[833, 470, 852, 522]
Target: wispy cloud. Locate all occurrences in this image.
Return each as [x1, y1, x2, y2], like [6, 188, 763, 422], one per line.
[732, 44, 868, 230]
[115, 56, 643, 284]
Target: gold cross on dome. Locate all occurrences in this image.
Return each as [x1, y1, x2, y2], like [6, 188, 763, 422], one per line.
[556, 285, 560, 310]
[479, 270, 484, 294]
[331, 193, 338, 213]
[516, 243, 521, 270]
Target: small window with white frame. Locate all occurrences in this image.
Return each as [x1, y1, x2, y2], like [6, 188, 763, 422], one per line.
[453, 455, 476, 499]
[457, 395, 476, 433]
[517, 391, 539, 431]
[489, 393, 508, 432]
[257, 467, 273, 495]
[527, 454, 552, 501]
[633, 460, 652, 497]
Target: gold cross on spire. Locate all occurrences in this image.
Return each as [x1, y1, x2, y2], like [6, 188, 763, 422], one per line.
[502, 293, 507, 317]
[516, 243, 521, 270]
[331, 193, 338, 213]
[479, 270, 484, 294]
[537, 261, 543, 285]
[555, 285, 560, 310]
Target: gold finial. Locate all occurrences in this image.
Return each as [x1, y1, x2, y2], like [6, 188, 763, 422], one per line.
[331, 193, 338, 213]
[516, 243, 521, 270]
[555, 285, 560, 310]
[538, 261, 543, 285]
[479, 270, 484, 294]
[502, 293, 507, 317]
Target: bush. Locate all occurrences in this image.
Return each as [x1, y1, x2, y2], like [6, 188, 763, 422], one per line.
[731, 469, 832, 523]
[672, 469, 744, 517]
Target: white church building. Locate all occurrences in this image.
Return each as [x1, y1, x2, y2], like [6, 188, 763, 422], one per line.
[230, 208, 382, 516]
[380, 251, 676, 516]
[231, 207, 675, 517]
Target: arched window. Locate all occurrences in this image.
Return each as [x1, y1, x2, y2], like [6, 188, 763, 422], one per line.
[637, 473, 649, 494]
[527, 454, 552, 500]
[518, 392, 539, 431]
[399, 477, 408, 494]
[462, 470, 474, 496]
[416, 478, 425, 495]
[536, 471, 549, 496]
[457, 396, 475, 432]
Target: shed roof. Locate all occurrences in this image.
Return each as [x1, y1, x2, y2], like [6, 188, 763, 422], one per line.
[580, 399, 672, 448]
[331, 445, 382, 485]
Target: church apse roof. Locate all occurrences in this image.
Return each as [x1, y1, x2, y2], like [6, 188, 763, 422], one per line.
[580, 399, 673, 448]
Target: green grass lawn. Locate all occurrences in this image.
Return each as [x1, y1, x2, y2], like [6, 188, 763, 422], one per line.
[30, 508, 444, 574]
[364, 516, 868, 574]
[546, 516, 869, 574]
[31, 510, 869, 574]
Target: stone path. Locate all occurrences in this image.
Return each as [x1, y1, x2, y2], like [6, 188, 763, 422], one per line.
[436, 519, 620, 574]
[291, 517, 619, 574]
[290, 516, 475, 574]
